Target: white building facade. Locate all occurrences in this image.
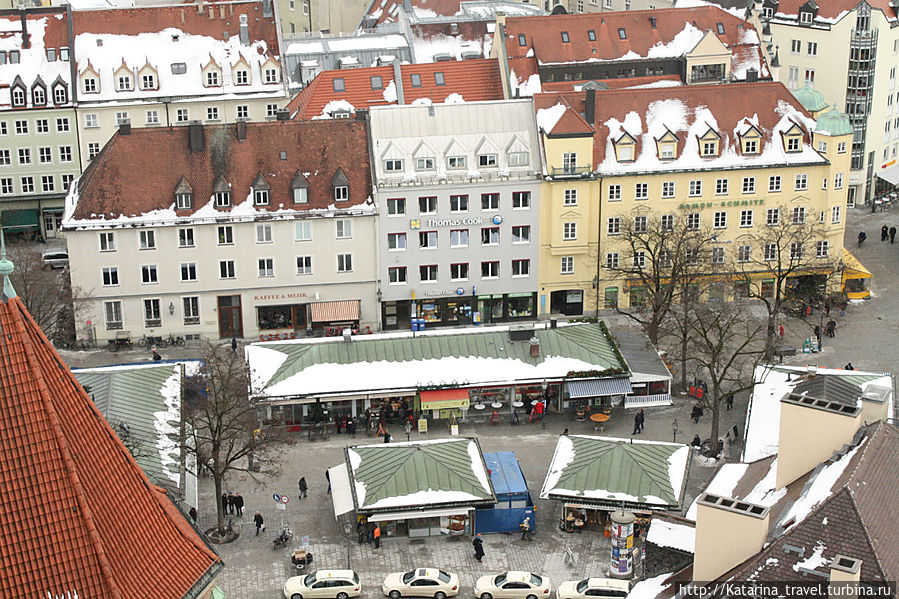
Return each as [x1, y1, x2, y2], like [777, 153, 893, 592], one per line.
[369, 100, 542, 330]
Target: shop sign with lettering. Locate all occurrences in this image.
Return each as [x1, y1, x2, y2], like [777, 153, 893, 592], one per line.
[678, 199, 765, 210]
[410, 216, 486, 229]
[254, 292, 309, 302]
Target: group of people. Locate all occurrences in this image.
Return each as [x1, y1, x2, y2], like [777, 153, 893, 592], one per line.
[631, 409, 645, 435]
[220, 491, 245, 516]
[356, 520, 382, 548]
[881, 224, 897, 243]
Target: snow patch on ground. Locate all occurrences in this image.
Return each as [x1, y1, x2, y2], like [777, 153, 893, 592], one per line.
[647, 519, 695, 553]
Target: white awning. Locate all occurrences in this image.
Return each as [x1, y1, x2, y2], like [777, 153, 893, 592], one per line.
[329, 463, 354, 518]
[876, 164, 899, 185]
[370, 506, 473, 522]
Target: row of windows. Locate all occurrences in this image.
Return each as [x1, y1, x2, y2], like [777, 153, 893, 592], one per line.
[387, 260, 531, 285]
[385, 151, 530, 173]
[83, 104, 279, 131]
[789, 40, 818, 56]
[385, 192, 531, 216]
[0, 146, 73, 166]
[387, 225, 531, 250]
[97, 221, 349, 252]
[101, 254, 356, 287]
[0, 174, 74, 195]
[599, 206, 841, 236]
[103, 297, 198, 330]
[83, 65, 279, 95]
[332, 70, 446, 94]
[10, 82, 68, 108]
[0, 117, 71, 136]
[603, 172, 843, 201]
[604, 240, 831, 269]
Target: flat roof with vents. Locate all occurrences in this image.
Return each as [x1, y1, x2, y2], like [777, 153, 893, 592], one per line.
[697, 493, 769, 519]
[781, 394, 860, 417]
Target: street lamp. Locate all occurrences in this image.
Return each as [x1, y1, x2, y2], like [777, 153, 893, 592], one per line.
[672, 418, 678, 443]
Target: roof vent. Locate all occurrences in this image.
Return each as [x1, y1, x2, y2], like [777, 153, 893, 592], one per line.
[96, 38, 103, 46]
[239, 14, 249, 45]
[276, 109, 290, 121]
[342, 328, 352, 342]
[433, 53, 453, 62]
[172, 33, 180, 42]
[280, 151, 287, 160]
[509, 325, 535, 341]
[461, 51, 481, 60]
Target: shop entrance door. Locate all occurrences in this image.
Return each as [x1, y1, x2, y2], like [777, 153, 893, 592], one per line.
[217, 295, 243, 338]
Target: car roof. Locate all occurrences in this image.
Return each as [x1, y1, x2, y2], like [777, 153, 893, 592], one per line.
[41, 251, 68, 257]
[505, 572, 534, 582]
[586, 579, 629, 591]
[316, 570, 357, 579]
[417, 568, 447, 578]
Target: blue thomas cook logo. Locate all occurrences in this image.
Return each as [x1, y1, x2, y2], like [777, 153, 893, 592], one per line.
[492, 215, 503, 225]
[410, 219, 422, 230]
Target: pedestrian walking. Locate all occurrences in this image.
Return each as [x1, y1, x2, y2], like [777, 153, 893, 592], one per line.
[881, 224, 889, 241]
[231, 337, 238, 352]
[858, 231, 866, 247]
[404, 420, 412, 441]
[725, 393, 734, 411]
[536, 400, 545, 421]
[253, 512, 264, 536]
[519, 516, 533, 540]
[472, 534, 485, 562]
[691, 404, 703, 423]
[221, 492, 228, 515]
[326, 469, 331, 494]
[227, 492, 235, 515]
[637, 409, 645, 433]
[778, 324, 785, 338]
[632, 412, 640, 435]
[298, 476, 308, 499]
[562, 428, 569, 435]
[826, 320, 836, 338]
[814, 325, 821, 339]
[384, 430, 391, 443]
[373, 524, 381, 549]
[234, 492, 244, 516]
[891, 226, 897, 244]
[839, 300, 848, 316]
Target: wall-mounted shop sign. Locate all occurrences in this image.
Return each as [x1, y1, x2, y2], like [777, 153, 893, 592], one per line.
[678, 198, 766, 210]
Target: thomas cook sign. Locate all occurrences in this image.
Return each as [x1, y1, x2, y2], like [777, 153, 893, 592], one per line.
[410, 217, 485, 229]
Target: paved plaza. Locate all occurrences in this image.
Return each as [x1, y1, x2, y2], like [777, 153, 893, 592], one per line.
[56, 207, 899, 598]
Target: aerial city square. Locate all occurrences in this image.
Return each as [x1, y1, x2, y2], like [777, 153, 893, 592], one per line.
[0, 0, 897, 597]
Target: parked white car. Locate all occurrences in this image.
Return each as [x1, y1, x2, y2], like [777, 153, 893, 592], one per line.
[382, 568, 460, 598]
[41, 250, 68, 269]
[474, 571, 552, 599]
[556, 578, 629, 599]
[283, 570, 362, 599]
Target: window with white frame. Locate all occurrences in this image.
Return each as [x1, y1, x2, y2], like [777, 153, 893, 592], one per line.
[769, 175, 782, 192]
[416, 157, 435, 171]
[139, 230, 156, 249]
[419, 230, 438, 248]
[767, 208, 780, 225]
[742, 177, 756, 193]
[816, 240, 829, 257]
[256, 224, 273, 243]
[450, 195, 468, 212]
[385, 159, 403, 172]
[608, 184, 621, 200]
[264, 68, 278, 84]
[141, 73, 156, 89]
[838, 141, 846, 153]
[606, 253, 619, 269]
[388, 266, 406, 284]
[104, 301, 123, 330]
[764, 243, 777, 261]
[737, 245, 751, 263]
[296, 256, 313, 275]
[387, 198, 405, 216]
[689, 180, 702, 196]
[508, 151, 529, 166]
[832, 206, 841, 223]
[714, 211, 727, 228]
[117, 75, 132, 91]
[478, 154, 498, 167]
[795, 174, 808, 190]
[835, 173, 843, 189]
[56, 117, 69, 132]
[564, 189, 578, 206]
[662, 181, 675, 198]
[295, 221, 311, 241]
[336, 219, 352, 239]
[207, 107, 220, 121]
[39, 147, 52, 163]
[419, 196, 437, 214]
[333, 185, 348, 201]
[450, 263, 468, 281]
[447, 156, 466, 169]
[631, 251, 645, 268]
[183, 297, 200, 325]
[741, 210, 754, 227]
[712, 247, 725, 264]
[87, 143, 100, 159]
[142, 264, 158, 284]
[41, 175, 55, 193]
[560, 256, 574, 274]
[450, 229, 469, 247]
[687, 213, 700, 230]
[512, 225, 530, 243]
[512, 259, 530, 277]
[481, 193, 500, 211]
[792, 206, 806, 224]
[180, 262, 197, 282]
[237, 105, 249, 119]
[607, 217, 621, 235]
[562, 152, 577, 173]
[634, 215, 648, 233]
[481, 227, 499, 245]
[716, 178, 728, 195]
[481, 261, 499, 279]
[563, 222, 577, 240]
[178, 228, 195, 247]
[661, 214, 674, 231]
[419, 264, 437, 281]
[102, 266, 119, 286]
[512, 191, 531, 209]
[790, 242, 802, 260]
[258, 258, 275, 277]
[99, 231, 116, 252]
[387, 232, 406, 251]
[176, 109, 189, 122]
[219, 260, 235, 279]
[635, 182, 648, 200]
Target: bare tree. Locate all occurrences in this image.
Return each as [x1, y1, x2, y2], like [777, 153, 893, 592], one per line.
[734, 206, 835, 358]
[688, 302, 766, 455]
[603, 211, 715, 344]
[184, 341, 283, 540]
[7, 242, 74, 344]
[660, 279, 706, 395]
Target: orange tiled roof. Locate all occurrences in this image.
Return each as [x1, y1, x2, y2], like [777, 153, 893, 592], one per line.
[540, 74, 683, 91]
[72, 1, 279, 54]
[0, 296, 221, 599]
[287, 58, 505, 120]
[71, 119, 373, 221]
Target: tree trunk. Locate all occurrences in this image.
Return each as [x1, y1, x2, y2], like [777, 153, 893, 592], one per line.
[709, 384, 721, 456]
[764, 313, 777, 360]
[214, 470, 225, 536]
[679, 332, 689, 393]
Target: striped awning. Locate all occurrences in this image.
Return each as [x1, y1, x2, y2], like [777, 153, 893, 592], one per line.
[310, 300, 360, 323]
[567, 378, 633, 398]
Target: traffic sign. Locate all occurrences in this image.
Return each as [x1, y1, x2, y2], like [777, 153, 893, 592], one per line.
[301, 535, 310, 547]
[272, 493, 282, 503]
[280, 495, 290, 504]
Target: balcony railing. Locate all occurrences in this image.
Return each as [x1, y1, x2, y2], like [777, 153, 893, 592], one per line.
[550, 165, 592, 177]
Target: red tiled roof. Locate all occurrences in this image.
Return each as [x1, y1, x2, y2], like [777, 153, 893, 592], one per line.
[534, 81, 813, 166]
[72, 119, 373, 220]
[0, 296, 221, 599]
[505, 6, 758, 64]
[771, 0, 895, 21]
[72, 1, 279, 54]
[287, 58, 504, 120]
[540, 74, 683, 91]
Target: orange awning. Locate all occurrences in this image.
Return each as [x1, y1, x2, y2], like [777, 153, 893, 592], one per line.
[310, 300, 360, 323]
[420, 389, 470, 410]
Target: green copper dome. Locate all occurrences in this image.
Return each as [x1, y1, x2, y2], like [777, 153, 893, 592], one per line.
[793, 84, 828, 113]
[815, 107, 853, 137]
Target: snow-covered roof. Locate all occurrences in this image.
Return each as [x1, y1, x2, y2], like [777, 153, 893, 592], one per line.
[0, 12, 73, 109]
[646, 517, 696, 553]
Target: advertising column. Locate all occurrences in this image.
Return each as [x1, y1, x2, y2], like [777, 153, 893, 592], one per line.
[609, 509, 635, 578]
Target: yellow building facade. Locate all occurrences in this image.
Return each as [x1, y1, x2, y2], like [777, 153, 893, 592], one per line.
[536, 83, 852, 316]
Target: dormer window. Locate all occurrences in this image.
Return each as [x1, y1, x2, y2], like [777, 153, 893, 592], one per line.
[656, 130, 678, 160]
[206, 71, 220, 86]
[618, 28, 627, 39]
[702, 141, 717, 156]
[588, 30, 596, 41]
[141, 73, 156, 90]
[716, 22, 725, 34]
[744, 139, 758, 154]
[252, 172, 271, 205]
[333, 77, 345, 92]
[117, 75, 133, 91]
[800, 10, 812, 23]
[235, 70, 249, 85]
[83, 77, 97, 93]
[786, 136, 801, 152]
[332, 168, 350, 201]
[518, 34, 527, 46]
[660, 144, 675, 159]
[174, 176, 193, 209]
[213, 175, 231, 207]
[11, 86, 25, 107]
[32, 85, 46, 106]
[561, 31, 570, 43]
[291, 170, 309, 204]
[60, 47, 69, 61]
[52, 83, 67, 105]
[8, 50, 19, 64]
[615, 134, 637, 162]
[264, 68, 279, 84]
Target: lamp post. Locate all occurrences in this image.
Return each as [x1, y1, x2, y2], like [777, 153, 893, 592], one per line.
[672, 418, 678, 443]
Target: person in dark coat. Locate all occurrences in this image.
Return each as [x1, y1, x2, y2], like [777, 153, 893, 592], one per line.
[221, 492, 228, 515]
[814, 325, 821, 339]
[152, 349, 162, 361]
[234, 492, 244, 516]
[253, 512, 264, 536]
[844, 362, 855, 370]
[231, 337, 238, 352]
[383, 431, 391, 443]
[637, 409, 645, 433]
[826, 320, 836, 338]
[472, 534, 485, 562]
[882, 224, 889, 241]
[325, 469, 331, 494]
[632, 412, 641, 435]
[298, 476, 308, 499]
[691, 434, 702, 447]
[691, 404, 703, 423]
[891, 226, 897, 244]
[724, 393, 734, 411]
[227, 492, 235, 515]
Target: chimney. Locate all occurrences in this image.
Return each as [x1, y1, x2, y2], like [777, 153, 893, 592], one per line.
[276, 109, 290, 121]
[775, 393, 862, 488]
[262, 0, 273, 18]
[650, 16, 657, 29]
[236, 120, 247, 141]
[198, 0, 204, 13]
[829, 555, 862, 599]
[355, 108, 368, 122]
[585, 88, 595, 125]
[118, 121, 131, 135]
[392, 59, 406, 105]
[693, 493, 770, 582]
[239, 14, 249, 45]
[19, 12, 31, 49]
[402, 0, 412, 12]
[188, 120, 204, 152]
[529, 336, 540, 358]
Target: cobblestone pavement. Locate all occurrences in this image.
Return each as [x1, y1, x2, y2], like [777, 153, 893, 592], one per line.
[54, 207, 897, 597]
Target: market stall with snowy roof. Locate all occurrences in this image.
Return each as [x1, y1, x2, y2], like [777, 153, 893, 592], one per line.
[72, 362, 194, 503]
[247, 322, 631, 426]
[473, 451, 535, 535]
[336, 437, 496, 538]
[540, 435, 690, 535]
